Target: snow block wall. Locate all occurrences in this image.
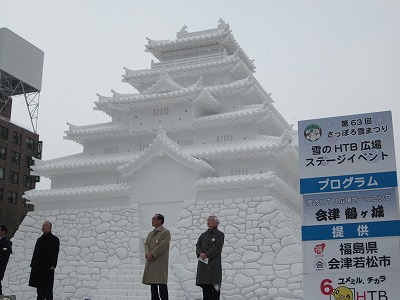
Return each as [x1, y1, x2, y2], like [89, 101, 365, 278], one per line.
[5, 196, 303, 300]
[170, 197, 303, 300]
[5, 205, 141, 300]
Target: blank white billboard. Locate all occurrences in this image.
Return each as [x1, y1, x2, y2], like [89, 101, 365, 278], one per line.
[0, 27, 44, 91]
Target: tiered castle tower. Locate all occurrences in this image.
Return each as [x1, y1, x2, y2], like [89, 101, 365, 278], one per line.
[6, 20, 303, 300]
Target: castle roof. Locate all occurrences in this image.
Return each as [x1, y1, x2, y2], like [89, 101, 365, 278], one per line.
[196, 172, 301, 209]
[191, 104, 266, 129]
[123, 52, 252, 92]
[96, 75, 267, 114]
[24, 183, 131, 201]
[64, 106, 287, 145]
[145, 20, 256, 71]
[33, 134, 297, 178]
[117, 128, 216, 176]
[32, 151, 139, 176]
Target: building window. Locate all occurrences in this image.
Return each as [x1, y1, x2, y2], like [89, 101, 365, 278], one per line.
[9, 171, 19, 184]
[25, 156, 34, 168]
[0, 188, 3, 200]
[216, 134, 233, 142]
[8, 191, 17, 204]
[0, 167, 4, 180]
[26, 137, 35, 150]
[22, 199, 30, 207]
[11, 151, 20, 164]
[0, 146, 6, 159]
[13, 132, 22, 144]
[22, 199, 31, 208]
[153, 107, 169, 116]
[0, 126, 8, 140]
[23, 175, 33, 188]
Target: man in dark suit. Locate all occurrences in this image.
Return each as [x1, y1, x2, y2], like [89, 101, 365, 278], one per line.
[196, 215, 224, 300]
[29, 221, 60, 300]
[0, 225, 12, 295]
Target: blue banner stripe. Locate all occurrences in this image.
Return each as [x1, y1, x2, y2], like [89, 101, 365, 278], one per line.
[300, 171, 397, 194]
[302, 220, 400, 241]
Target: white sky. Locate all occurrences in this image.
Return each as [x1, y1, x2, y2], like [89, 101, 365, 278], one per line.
[1, 0, 399, 189]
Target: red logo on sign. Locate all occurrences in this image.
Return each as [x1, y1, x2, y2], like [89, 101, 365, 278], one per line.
[314, 243, 326, 254]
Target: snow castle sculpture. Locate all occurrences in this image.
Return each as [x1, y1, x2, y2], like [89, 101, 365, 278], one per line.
[5, 20, 303, 300]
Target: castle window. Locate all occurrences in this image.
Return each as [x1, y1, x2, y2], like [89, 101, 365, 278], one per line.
[203, 79, 214, 86]
[84, 180, 99, 186]
[105, 146, 119, 154]
[216, 134, 233, 142]
[139, 144, 149, 151]
[230, 167, 249, 176]
[117, 177, 132, 184]
[153, 107, 169, 116]
[177, 139, 193, 146]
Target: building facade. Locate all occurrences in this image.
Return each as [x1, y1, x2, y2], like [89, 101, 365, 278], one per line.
[0, 98, 39, 235]
[6, 20, 303, 299]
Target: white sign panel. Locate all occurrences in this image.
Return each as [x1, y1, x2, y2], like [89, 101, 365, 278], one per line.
[303, 237, 400, 274]
[304, 271, 400, 300]
[298, 111, 396, 179]
[303, 188, 399, 226]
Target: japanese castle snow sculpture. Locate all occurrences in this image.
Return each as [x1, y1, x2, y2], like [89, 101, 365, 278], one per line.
[6, 20, 303, 300]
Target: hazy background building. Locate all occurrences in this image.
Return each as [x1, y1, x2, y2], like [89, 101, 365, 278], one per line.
[0, 27, 43, 235]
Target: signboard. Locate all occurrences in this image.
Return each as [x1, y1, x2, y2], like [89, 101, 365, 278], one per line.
[303, 237, 400, 274]
[302, 220, 400, 241]
[298, 111, 396, 179]
[299, 111, 400, 300]
[303, 271, 400, 300]
[300, 171, 397, 194]
[303, 188, 399, 226]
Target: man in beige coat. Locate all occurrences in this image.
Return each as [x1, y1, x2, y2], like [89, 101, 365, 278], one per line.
[142, 213, 171, 300]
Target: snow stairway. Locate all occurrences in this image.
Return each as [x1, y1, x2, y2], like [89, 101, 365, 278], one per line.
[90, 264, 188, 300]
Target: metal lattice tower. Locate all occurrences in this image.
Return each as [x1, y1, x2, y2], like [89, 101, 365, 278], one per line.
[0, 69, 40, 132]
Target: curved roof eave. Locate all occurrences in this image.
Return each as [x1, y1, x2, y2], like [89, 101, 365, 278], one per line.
[196, 173, 301, 210]
[24, 183, 131, 201]
[118, 129, 216, 176]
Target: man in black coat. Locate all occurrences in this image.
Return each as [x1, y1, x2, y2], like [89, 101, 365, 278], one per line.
[0, 225, 12, 295]
[196, 215, 224, 300]
[29, 221, 60, 300]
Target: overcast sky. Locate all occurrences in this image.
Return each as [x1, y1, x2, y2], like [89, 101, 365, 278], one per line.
[1, 0, 399, 189]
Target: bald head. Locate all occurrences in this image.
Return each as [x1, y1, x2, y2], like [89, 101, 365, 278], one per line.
[42, 221, 52, 234]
